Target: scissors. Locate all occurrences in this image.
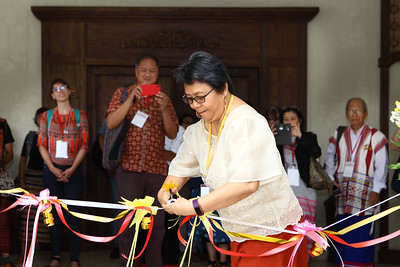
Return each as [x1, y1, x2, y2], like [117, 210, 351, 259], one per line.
[167, 189, 177, 204]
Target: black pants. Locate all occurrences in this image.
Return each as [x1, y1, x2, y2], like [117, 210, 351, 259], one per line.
[43, 163, 83, 261]
[116, 167, 165, 267]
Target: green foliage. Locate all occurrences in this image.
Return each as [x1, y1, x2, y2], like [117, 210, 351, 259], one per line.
[388, 162, 400, 170]
[390, 139, 400, 148]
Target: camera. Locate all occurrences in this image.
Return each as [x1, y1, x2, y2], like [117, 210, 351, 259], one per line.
[141, 84, 161, 96]
[274, 123, 291, 145]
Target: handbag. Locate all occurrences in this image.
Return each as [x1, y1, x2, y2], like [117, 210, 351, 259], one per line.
[0, 167, 14, 197]
[391, 155, 400, 194]
[309, 157, 332, 190]
[102, 87, 130, 170]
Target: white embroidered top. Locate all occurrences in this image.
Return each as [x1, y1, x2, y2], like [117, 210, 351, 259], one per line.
[169, 105, 302, 242]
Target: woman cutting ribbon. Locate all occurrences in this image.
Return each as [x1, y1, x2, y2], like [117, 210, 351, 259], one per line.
[158, 51, 307, 266]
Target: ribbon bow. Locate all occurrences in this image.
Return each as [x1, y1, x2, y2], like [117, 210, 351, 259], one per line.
[291, 220, 329, 262]
[163, 181, 178, 191]
[163, 181, 181, 199]
[118, 196, 158, 267]
[294, 220, 329, 251]
[119, 196, 158, 228]
[0, 188, 60, 267]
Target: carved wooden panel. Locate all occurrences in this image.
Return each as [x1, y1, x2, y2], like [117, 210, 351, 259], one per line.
[86, 22, 262, 64]
[389, 0, 400, 54]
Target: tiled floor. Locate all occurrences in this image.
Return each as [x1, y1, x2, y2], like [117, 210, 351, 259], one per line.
[9, 249, 400, 267]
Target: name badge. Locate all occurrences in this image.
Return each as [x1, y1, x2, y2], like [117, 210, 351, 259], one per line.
[200, 184, 210, 197]
[55, 140, 68, 158]
[131, 110, 149, 128]
[287, 167, 300, 186]
[343, 161, 355, 177]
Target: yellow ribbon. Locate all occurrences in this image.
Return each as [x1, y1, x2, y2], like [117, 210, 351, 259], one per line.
[180, 216, 199, 267]
[210, 217, 301, 244]
[5, 187, 400, 262]
[162, 180, 181, 198]
[118, 196, 157, 267]
[324, 205, 400, 236]
[59, 201, 130, 223]
[0, 187, 29, 195]
[163, 181, 177, 191]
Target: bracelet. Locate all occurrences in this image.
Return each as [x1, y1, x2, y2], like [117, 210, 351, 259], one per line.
[192, 198, 203, 216]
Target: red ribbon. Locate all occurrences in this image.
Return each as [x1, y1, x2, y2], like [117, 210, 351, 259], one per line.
[1, 190, 155, 266]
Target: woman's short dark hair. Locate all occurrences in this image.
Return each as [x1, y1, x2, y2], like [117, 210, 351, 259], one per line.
[34, 107, 48, 126]
[50, 78, 69, 95]
[136, 53, 160, 69]
[279, 106, 305, 131]
[174, 51, 234, 94]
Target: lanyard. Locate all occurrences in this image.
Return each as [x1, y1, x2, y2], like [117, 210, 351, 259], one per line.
[205, 95, 234, 177]
[56, 108, 71, 138]
[144, 96, 150, 108]
[289, 140, 297, 165]
[349, 126, 365, 160]
[284, 140, 297, 166]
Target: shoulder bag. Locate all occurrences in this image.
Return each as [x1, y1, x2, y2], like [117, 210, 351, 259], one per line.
[0, 160, 14, 196]
[309, 157, 332, 190]
[102, 87, 130, 170]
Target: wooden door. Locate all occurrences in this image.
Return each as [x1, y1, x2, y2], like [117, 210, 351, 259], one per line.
[85, 64, 259, 195]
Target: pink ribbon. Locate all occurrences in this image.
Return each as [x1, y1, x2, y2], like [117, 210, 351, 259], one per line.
[293, 220, 322, 234]
[288, 220, 329, 266]
[14, 189, 58, 267]
[294, 220, 328, 250]
[37, 188, 57, 211]
[181, 218, 328, 267]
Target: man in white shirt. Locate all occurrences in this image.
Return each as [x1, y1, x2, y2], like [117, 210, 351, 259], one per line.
[324, 97, 388, 267]
[164, 114, 195, 164]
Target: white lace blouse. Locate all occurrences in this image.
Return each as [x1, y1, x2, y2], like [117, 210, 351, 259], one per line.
[169, 105, 302, 242]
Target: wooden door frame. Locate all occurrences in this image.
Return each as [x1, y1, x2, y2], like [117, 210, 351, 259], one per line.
[378, 0, 400, 263]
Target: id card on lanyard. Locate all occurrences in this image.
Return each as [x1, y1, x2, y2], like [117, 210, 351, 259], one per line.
[286, 141, 300, 186]
[288, 167, 300, 186]
[200, 184, 210, 197]
[131, 110, 149, 128]
[56, 140, 68, 158]
[343, 162, 355, 177]
[131, 98, 150, 128]
[55, 110, 70, 159]
[343, 127, 365, 177]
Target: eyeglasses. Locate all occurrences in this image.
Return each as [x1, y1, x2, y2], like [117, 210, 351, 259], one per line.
[348, 109, 364, 115]
[182, 88, 214, 104]
[53, 86, 67, 92]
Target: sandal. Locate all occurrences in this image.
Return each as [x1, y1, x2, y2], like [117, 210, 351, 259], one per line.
[207, 260, 216, 267]
[220, 261, 228, 267]
[44, 256, 61, 267]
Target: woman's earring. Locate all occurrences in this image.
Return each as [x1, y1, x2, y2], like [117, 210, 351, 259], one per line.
[196, 111, 201, 118]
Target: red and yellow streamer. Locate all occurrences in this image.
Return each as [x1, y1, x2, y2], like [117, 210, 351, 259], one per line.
[2, 188, 400, 267]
